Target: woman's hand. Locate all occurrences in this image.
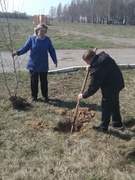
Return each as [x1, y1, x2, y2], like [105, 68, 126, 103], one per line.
[54, 62, 58, 67]
[12, 51, 17, 58]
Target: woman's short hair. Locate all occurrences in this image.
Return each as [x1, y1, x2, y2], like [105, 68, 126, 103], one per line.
[34, 23, 48, 35]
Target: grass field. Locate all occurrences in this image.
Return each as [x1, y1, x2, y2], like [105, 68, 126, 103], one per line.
[0, 18, 135, 180]
[51, 21, 135, 38]
[0, 68, 135, 180]
[0, 18, 135, 51]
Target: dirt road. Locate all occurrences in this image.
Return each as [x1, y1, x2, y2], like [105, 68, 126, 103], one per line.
[1, 27, 135, 72]
[49, 48, 135, 70]
[1, 48, 134, 72]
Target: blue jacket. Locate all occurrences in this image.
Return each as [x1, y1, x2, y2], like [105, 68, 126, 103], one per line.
[17, 35, 57, 72]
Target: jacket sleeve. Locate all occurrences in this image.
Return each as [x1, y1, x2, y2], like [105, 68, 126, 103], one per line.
[83, 67, 107, 98]
[17, 36, 32, 56]
[48, 38, 57, 63]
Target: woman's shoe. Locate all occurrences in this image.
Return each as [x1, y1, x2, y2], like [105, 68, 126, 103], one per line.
[32, 97, 37, 101]
[44, 97, 49, 103]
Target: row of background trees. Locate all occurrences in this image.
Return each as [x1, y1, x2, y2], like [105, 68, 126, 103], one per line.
[0, 0, 135, 25]
[0, 11, 30, 19]
[49, 0, 135, 25]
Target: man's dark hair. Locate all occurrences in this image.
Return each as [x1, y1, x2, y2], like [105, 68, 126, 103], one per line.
[82, 49, 96, 61]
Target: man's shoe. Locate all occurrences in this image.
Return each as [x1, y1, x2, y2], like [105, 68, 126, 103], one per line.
[113, 125, 125, 131]
[93, 125, 108, 133]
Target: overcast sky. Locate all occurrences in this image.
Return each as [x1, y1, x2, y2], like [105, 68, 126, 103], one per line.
[4, 0, 71, 15]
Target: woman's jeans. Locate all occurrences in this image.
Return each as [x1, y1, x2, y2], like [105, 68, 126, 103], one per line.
[29, 71, 48, 98]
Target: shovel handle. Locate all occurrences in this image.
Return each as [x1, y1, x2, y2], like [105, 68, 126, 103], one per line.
[71, 47, 97, 133]
[70, 70, 89, 133]
[80, 47, 97, 94]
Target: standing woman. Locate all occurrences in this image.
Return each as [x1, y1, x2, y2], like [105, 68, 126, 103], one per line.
[12, 23, 58, 102]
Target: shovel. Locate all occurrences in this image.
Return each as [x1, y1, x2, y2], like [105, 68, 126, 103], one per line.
[71, 47, 97, 133]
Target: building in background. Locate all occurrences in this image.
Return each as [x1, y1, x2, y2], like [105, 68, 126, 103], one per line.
[33, 15, 50, 25]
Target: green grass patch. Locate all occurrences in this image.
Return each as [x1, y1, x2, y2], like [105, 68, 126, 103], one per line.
[49, 29, 111, 49]
[0, 19, 134, 51]
[51, 21, 135, 38]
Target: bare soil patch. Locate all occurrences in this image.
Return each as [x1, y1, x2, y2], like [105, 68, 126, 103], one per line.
[26, 120, 44, 131]
[54, 107, 95, 133]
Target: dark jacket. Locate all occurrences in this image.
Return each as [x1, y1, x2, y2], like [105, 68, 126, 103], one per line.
[83, 52, 125, 98]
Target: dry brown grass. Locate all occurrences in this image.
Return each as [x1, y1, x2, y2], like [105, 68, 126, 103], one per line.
[0, 68, 135, 180]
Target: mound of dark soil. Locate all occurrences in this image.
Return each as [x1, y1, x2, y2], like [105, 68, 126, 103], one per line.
[9, 96, 32, 110]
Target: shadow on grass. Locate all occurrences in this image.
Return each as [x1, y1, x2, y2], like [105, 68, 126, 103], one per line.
[123, 119, 135, 134]
[53, 118, 134, 139]
[47, 98, 101, 111]
[108, 129, 132, 141]
[124, 118, 135, 128]
[109, 117, 135, 141]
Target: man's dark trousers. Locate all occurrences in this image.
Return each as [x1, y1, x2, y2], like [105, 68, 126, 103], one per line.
[100, 87, 123, 129]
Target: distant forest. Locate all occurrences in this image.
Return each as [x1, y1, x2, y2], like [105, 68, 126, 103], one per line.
[0, 11, 31, 19]
[49, 0, 135, 25]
